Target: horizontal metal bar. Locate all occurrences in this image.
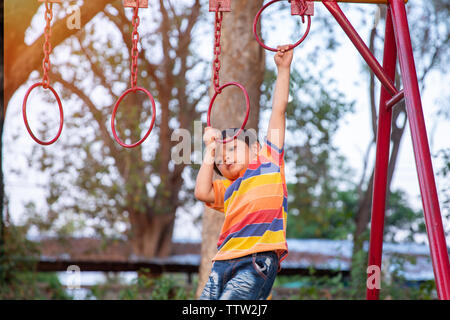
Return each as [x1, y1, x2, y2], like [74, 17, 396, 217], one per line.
[323, 1, 399, 96]
[36, 259, 350, 277]
[123, 0, 148, 8]
[308, 0, 408, 4]
[386, 90, 404, 109]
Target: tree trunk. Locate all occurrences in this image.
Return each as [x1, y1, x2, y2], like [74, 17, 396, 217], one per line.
[129, 210, 175, 258]
[195, 0, 265, 298]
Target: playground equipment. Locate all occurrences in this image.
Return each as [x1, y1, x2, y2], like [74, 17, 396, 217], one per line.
[111, 0, 157, 148]
[22, 0, 64, 146]
[253, 0, 450, 300]
[20, 0, 449, 300]
[253, 0, 314, 52]
[207, 0, 251, 143]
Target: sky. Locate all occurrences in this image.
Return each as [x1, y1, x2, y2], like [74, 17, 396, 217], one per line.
[3, 1, 449, 244]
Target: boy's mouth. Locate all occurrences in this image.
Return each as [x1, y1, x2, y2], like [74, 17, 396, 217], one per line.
[224, 163, 234, 171]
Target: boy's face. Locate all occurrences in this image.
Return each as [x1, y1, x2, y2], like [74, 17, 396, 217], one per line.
[216, 139, 258, 180]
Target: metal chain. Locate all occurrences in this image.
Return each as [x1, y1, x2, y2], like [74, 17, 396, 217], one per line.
[42, 1, 54, 89]
[213, 8, 223, 94]
[298, 0, 308, 23]
[130, 0, 141, 89]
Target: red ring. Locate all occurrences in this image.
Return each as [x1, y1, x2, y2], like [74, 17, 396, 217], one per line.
[111, 87, 156, 148]
[22, 82, 64, 146]
[207, 82, 250, 144]
[253, 0, 311, 52]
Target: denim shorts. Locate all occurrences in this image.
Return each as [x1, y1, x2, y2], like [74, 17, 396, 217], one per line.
[199, 251, 279, 300]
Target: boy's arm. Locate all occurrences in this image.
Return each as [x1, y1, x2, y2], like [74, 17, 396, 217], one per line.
[267, 45, 293, 150]
[194, 127, 220, 203]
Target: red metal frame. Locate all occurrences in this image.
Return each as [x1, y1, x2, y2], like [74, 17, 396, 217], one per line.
[290, 0, 315, 16]
[22, 82, 64, 146]
[111, 87, 156, 149]
[209, 0, 231, 12]
[123, 0, 148, 8]
[23, 0, 63, 146]
[208, 2, 251, 144]
[386, 90, 404, 109]
[321, 0, 450, 300]
[111, 1, 156, 148]
[366, 6, 396, 300]
[253, 0, 450, 300]
[207, 82, 250, 144]
[323, 1, 398, 96]
[253, 0, 313, 52]
[389, 0, 450, 299]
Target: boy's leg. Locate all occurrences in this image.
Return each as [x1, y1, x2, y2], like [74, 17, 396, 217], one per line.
[199, 261, 225, 300]
[219, 252, 278, 300]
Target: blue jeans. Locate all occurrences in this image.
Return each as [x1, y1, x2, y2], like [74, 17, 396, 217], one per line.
[199, 251, 278, 300]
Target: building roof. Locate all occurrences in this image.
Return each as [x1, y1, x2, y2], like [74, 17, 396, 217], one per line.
[34, 237, 442, 281]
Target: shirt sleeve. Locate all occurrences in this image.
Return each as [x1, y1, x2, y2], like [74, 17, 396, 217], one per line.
[260, 136, 285, 166]
[205, 179, 228, 213]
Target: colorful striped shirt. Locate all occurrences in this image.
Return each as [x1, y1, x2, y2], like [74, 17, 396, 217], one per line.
[206, 137, 288, 264]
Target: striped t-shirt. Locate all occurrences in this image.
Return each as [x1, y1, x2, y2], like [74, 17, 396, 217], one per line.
[206, 137, 288, 264]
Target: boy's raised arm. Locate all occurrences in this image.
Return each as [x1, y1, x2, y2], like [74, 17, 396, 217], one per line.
[267, 45, 294, 150]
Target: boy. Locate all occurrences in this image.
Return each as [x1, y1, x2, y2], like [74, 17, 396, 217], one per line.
[195, 45, 293, 300]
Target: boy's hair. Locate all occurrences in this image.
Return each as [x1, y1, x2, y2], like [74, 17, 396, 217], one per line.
[213, 128, 260, 176]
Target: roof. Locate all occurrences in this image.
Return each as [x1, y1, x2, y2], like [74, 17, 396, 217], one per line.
[34, 237, 442, 281]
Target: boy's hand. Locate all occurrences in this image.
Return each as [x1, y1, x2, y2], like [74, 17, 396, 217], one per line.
[203, 127, 221, 146]
[274, 45, 294, 70]
[203, 127, 221, 164]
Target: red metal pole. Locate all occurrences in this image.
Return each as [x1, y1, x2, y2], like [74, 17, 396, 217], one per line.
[389, 0, 450, 300]
[322, 1, 398, 96]
[366, 6, 396, 300]
[386, 90, 404, 110]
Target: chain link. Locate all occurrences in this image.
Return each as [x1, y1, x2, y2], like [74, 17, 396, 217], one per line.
[213, 8, 223, 93]
[298, 0, 308, 23]
[130, 1, 141, 89]
[42, 1, 54, 89]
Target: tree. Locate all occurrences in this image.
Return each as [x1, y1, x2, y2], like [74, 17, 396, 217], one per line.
[196, 0, 266, 297]
[6, 0, 206, 258]
[2, 0, 113, 267]
[276, 66, 355, 240]
[4, 0, 115, 105]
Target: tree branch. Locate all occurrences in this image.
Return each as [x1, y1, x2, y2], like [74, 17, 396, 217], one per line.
[5, 0, 116, 106]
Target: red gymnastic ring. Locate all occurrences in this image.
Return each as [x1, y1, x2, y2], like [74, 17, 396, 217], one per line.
[253, 0, 311, 52]
[207, 82, 250, 144]
[111, 87, 156, 148]
[22, 82, 64, 146]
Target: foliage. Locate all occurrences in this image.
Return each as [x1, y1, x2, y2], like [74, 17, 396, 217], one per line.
[384, 190, 426, 242]
[274, 272, 436, 300]
[435, 148, 450, 214]
[286, 182, 426, 241]
[349, 248, 369, 299]
[87, 271, 196, 300]
[9, 1, 207, 257]
[0, 224, 70, 299]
